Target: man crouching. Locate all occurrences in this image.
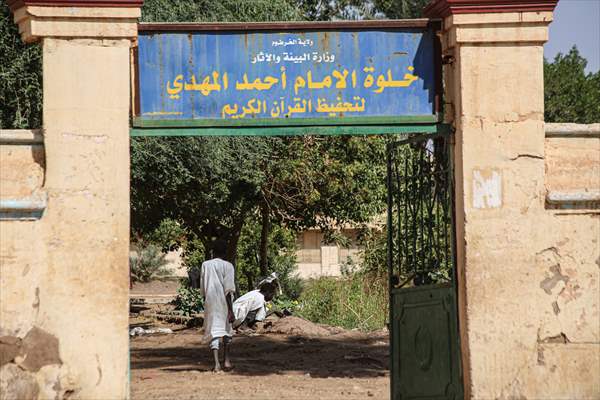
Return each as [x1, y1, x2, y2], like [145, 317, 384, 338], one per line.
[232, 281, 277, 331]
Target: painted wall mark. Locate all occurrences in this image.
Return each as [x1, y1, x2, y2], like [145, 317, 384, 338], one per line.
[472, 169, 502, 209]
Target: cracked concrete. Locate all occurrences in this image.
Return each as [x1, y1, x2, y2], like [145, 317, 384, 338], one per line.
[540, 264, 569, 295]
[509, 153, 544, 161]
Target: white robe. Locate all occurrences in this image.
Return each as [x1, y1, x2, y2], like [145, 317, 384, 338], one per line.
[232, 290, 267, 327]
[199, 258, 236, 341]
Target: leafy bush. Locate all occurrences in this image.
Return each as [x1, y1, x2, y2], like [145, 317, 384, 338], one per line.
[357, 227, 387, 275]
[236, 219, 303, 298]
[181, 236, 205, 276]
[173, 284, 204, 316]
[0, 3, 42, 129]
[298, 273, 388, 331]
[148, 218, 187, 252]
[129, 244, 170, 282]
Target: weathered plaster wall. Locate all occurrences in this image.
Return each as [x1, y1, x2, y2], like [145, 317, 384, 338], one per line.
[1, 6, 139, 399]
[1, 38, 132, 400]
[545, 123, 600, 209]
[443, 12, 600, 399]
[0, 130, 45, 200]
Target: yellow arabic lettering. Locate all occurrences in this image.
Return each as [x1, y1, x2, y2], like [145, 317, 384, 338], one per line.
[373, 67, 419, 93]
[294, 76, 306, 95]
[181, 72, 222, 96]
[221, 103, 239, 118]
[363, 67, 375, 88]
[285, 98, 309, 117]
[332, 69, 349, 89]
[280, 67, 287, 90]
[307, 71, 332, 89]
[316, 97, 366, 115]
[236, 74, 280, 91]
[166, 74, 184, 99]
[271, 99, 286, 118]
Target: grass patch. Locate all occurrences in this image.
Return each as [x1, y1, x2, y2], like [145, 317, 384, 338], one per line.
[297, 273, 388, 332]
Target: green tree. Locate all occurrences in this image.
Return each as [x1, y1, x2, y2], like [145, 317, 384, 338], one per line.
[255, 135, 386, 277]
[297, 0, 428, 20]
[0, 3, 42, 129]
[130, 134, 388, 275]
[141, 0, 302, 22]
[131, 136, 272, 263]
[371, 0, 429, 19]
[544, 46, 600, 124]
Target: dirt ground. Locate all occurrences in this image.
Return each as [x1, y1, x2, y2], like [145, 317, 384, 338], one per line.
[130, 280, 180, 296]
[130, 318, 390, 400]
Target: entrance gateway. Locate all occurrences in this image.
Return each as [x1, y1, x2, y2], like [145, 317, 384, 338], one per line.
[132, 20, 462, 399]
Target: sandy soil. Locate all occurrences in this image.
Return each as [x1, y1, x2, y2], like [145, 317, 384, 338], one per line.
[130, 319, 390, 400]
[131, 280, 180, 296]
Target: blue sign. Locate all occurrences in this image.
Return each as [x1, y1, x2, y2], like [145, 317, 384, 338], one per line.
[137, 28, 436, 124]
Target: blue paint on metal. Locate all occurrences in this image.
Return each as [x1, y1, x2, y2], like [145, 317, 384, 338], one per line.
[138, 28, 436, 123]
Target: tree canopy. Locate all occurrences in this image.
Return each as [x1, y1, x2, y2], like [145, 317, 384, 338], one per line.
[297, 0, 428, 20]
[0, 3, 42, 129]
[544, 46, 600, 124]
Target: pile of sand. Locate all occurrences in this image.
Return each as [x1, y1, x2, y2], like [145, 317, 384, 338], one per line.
[261, 316, 333, 337]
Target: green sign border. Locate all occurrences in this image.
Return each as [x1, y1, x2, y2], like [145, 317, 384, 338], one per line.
[131, 20, 444, 137]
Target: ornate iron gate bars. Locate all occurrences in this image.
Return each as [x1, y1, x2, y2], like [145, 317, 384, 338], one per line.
[387, 132, 463, 400]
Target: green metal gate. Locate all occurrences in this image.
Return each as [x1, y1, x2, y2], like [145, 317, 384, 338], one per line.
[387, 132, 463, 400]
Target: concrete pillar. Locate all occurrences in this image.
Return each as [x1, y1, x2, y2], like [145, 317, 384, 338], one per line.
[1, 1, 141, 398]
[426, 0, 599, 398]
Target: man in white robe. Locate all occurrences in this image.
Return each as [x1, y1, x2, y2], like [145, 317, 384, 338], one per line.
[199, 240, 236, 372]
[232, 282, 276, 329]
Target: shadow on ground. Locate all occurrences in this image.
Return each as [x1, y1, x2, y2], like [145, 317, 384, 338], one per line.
[131, 330, 389, 379]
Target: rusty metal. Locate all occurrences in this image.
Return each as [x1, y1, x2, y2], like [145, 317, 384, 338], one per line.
[138, 19, 432, 33]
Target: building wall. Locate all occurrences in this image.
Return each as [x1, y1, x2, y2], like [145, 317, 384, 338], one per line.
[441, 10, 600, 398]
[295, 229, 363, 279]
[1, 40, 132, 400]
[1, 5, 139, 399]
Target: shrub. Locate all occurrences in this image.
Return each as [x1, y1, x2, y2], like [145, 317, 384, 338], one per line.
[298, 273, 388, 331]
[181, 236, 205, 273]
[129, 244, 170, 282]
[0, 3, 42, 129]
[173, 284, 203, 316]
[148, 218, 187, 252]
[236, 219, 303, 298]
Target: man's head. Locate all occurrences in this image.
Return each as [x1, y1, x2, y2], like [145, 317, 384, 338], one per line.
[259, 282, 276, 302]
[212, 239, 228, 260]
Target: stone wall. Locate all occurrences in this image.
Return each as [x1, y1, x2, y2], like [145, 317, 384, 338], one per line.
[1, 4, 140, 399]
[436, 7, 600, 397]
[296, 228, 363, 279]
[525, 123, 600, 398]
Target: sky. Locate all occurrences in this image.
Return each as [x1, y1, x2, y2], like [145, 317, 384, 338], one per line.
[544, 0, 600, 73]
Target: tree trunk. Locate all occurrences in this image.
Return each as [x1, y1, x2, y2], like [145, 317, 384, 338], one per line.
[244, 269, 255, 292]
[226, 217, 245, 297]
[259, 203, 270, 277]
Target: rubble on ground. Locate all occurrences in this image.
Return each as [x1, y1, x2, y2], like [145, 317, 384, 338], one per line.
[258, 316, 336, 337]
